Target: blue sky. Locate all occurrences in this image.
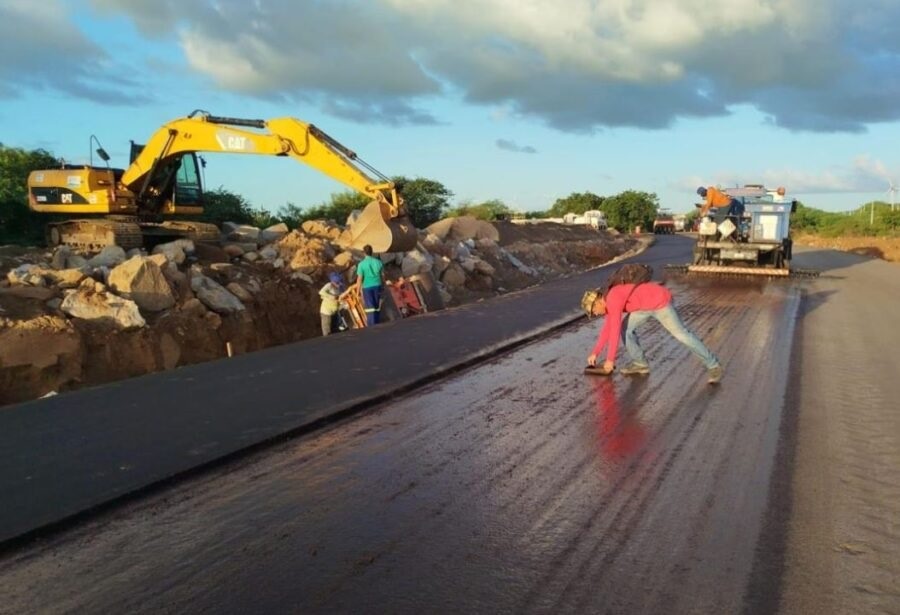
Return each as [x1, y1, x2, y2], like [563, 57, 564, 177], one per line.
[2, 0, 900, 216]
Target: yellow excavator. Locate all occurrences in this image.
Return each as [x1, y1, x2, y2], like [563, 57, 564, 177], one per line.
[26, 111, 418, 253]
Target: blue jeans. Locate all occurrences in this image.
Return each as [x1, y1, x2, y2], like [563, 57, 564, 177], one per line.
[362, 285, 383, 326]
[623, 303, 719, 369]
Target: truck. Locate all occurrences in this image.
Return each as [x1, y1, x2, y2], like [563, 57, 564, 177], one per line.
[672, 184, 816, 277]
[562, 210, 608, 230]
[25, 111, 418, 253]
[652, 211, 675, 234]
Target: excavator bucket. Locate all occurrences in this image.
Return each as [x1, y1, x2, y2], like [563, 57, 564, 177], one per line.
[349, 200, 418, 253]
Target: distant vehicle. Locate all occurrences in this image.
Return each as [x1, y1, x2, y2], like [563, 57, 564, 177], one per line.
[673, 214, 689, 232]
[653, 211, 675, 234]
[563, 210, 608, 230]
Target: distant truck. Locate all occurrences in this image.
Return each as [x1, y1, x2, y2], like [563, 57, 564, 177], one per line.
[673, 214, 689, 232]
[653, 212, 675, 234]
[563, 210, 608, 230]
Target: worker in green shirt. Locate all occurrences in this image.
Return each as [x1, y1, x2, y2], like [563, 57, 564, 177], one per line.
[355, 245, 385, 326]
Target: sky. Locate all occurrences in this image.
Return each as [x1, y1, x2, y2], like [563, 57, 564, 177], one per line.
[2, 0, 900, 216]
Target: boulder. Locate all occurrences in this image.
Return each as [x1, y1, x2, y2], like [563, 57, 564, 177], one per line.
[401, 250, 433, 278]
[108, 256, 176, 312]
[426, 216, 500, 242]
[88, 246, 127, 268]
[473, 259, 496, 276]
[61, 288, 146, 329]
[51, 246, 72, 270]
[7, 264, 48, 287]
[180, 298, 207, 316]
[291, 272, 314, 284]
[223, 244, 246, 258]
[260, 222, 290, 244]
[259, 245, 279, 261]
[301, 219, 343, 240]
[226, 224, 261, 243]
[333, 251, 356, 269]
[147, 254, 169, 268]
[67, 254, 89, 271]
[244, 278, 262, 294]
[441, 262, 467, 288]
[502, 249, 537, 276]
[459, 257, 477, 273]
[192, 242, 230, 263]
[190, 273, 246, 314]
[287, 237, 335, 273]
[432, 255, 451, 276]
[242, 252, 260, 263]
[45, 269, 86, 289]
[454, 242, 472, 261]
[226, 282, 254, 303]
[151, 241, 186, 265]
[162, 264, 193, 303]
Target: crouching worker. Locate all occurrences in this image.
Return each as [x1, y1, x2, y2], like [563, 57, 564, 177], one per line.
[582, 282, 723, 384]
[319, 272, 346, 336]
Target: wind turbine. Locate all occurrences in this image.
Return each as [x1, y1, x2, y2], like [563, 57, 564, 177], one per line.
[887, 179, 898, 212]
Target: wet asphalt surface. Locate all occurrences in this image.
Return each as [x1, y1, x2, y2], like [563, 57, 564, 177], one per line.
[0, 244, 820, 614]
[0, 238, 900, 613]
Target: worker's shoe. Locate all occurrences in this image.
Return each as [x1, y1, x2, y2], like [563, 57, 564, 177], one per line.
[707, 366, 724, 384]
[619, 362, 650, 376]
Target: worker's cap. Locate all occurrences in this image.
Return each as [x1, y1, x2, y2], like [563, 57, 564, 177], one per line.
[696, 186, 707, 197]
[581, 289, 601, 317]
[329, 272, 345, 286]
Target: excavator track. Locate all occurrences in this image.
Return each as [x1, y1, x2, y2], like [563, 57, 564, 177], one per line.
[665, 264, 820, 279]
[46, 219, 143, 252]
[153, 221, 221, 243]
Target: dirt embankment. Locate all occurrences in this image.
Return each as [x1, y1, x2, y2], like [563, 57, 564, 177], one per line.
[794, 233, 900, 263]
[0, 217, 640, 406]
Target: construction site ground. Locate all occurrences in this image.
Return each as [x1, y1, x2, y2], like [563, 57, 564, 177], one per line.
[0, 219, 637, 406]
[1, 236, 898, 613]
[795, 232, 900, 264]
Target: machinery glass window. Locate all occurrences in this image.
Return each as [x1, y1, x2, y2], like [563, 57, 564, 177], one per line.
[174, 154, 202, 205]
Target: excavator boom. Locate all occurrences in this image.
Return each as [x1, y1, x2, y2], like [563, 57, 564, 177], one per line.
[126, 112, 416, 252]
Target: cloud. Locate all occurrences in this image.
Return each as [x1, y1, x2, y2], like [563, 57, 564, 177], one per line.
[496, 139, 537, 154]
[84, 0, 900, 132]
[677, 155, 899, 195]
[0, 0, 148, 105]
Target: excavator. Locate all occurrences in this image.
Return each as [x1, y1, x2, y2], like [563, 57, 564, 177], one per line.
[26, 111, 418, 253]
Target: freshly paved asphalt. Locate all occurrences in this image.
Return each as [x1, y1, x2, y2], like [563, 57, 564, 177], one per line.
[0, 235, 683, 547]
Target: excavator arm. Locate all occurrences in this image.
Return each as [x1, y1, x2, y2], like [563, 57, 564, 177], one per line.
[124, 112, 400, 214]
[123, 112, 416, 252]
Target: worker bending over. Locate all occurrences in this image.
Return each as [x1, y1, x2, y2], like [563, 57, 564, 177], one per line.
[583, 282, 723, 384]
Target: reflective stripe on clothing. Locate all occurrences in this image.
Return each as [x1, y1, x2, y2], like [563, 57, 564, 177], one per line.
[362, 285, 383, 326]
